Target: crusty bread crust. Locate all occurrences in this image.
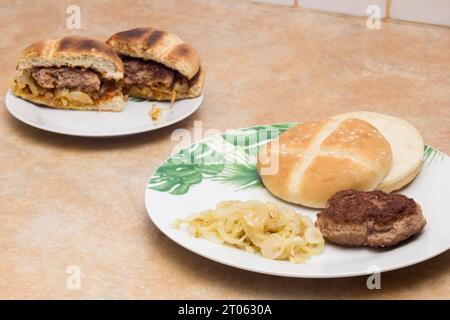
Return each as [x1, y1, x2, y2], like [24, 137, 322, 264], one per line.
[127, 67, 204, 101]
[11, 81, 126, 112]
[106, 27, 200, 79]
[257, 118, 393, 208]
[17, 36, 124, 80]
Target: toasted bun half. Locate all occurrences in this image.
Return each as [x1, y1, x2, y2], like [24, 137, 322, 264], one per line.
[332, 112, 423, 193]
[11, 81, 126, 112]
[257, 118, 393, 208]
[17, 36, 124, 80]
[126, 67, 205, 101]
[106, 27, 200, 79]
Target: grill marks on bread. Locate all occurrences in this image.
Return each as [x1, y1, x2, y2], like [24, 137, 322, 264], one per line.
[13, 36, 126, 111]
[106, 27, 201, 80]
[17, 36, 124, 80]
[105, 27, 204, 100]
[146, 30, 165, 48]
[111, 27, 189, 58]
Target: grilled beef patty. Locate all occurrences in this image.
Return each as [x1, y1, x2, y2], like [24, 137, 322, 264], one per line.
[315, 190, 426, 247]
[31, 67, 101, 93]
[121, 56, 188, 92]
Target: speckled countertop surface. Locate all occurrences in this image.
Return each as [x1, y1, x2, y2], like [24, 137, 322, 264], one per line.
[0, 0, 449, 299]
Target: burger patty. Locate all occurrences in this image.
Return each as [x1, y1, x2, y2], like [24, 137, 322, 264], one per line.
[315, 190, 426, 247]
[31, 67, 101, 93]
[121, 56, 188, 91]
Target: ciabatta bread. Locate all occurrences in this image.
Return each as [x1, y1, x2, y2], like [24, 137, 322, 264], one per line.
[257, 118, 393, 208]
[332, 112, 423, 192]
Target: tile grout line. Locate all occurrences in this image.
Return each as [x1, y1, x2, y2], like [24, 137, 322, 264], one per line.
[383, 17, 449, 29]
[254, 0, 449, 29]
[385, 0, 391, 20]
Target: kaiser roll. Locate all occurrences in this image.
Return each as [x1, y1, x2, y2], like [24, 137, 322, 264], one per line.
[257, 118, 393, 208]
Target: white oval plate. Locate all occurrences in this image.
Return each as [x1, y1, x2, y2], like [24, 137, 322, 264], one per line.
[145, 124, 450, 278]
[5, 90, 203, 137]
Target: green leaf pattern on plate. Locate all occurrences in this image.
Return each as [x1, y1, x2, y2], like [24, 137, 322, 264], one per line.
[149, 143, 225, 195]
[149, 123, 295, 195]
[207, 123, 296, 191]
[128, 96, 147, 102]
[210, 163, 263, 190]
[424, 145, 444, 166]
[149, 123, 443, 195]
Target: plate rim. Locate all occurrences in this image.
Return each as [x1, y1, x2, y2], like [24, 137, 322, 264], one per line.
[144, 123, 450, 278]
[145, 197, 450, 278]
[5, 89, 203, 137]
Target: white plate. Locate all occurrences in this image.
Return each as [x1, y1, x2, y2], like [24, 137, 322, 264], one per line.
[4, 90, 203, 137]
[145, 124, 450, 278]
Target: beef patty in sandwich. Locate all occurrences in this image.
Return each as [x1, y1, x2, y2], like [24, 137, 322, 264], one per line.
[12, 36, 126, 112]
[106, 27, 204, 102]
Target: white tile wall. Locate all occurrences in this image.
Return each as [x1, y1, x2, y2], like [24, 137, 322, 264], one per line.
[390, 0, 450, 26]
[251, 0, 450, 27]
[252, 0, 294, 6]
[298, 0, 386, 18]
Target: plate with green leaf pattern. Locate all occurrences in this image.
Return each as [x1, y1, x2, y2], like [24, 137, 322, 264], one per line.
[145, 123, 450, 278]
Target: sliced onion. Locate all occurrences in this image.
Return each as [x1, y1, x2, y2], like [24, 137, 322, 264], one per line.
[171, 200, 325, 264]
[304, 228, 324, 244]
[65, 91, 94, 104]
[260, 233, 284, 259]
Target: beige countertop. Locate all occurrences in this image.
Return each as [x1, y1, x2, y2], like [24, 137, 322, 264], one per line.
[1, 0, 449, 299]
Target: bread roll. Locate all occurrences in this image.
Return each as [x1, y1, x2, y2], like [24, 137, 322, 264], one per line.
[257, 118, 393, 208]
[106, 27, 204, 102]
[17, 36, 124, 80]
[12, 36, 126, 112]
[106, 27, 200, 80]
[10, 89, 125, 112]
[332, 112, 424, 192]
